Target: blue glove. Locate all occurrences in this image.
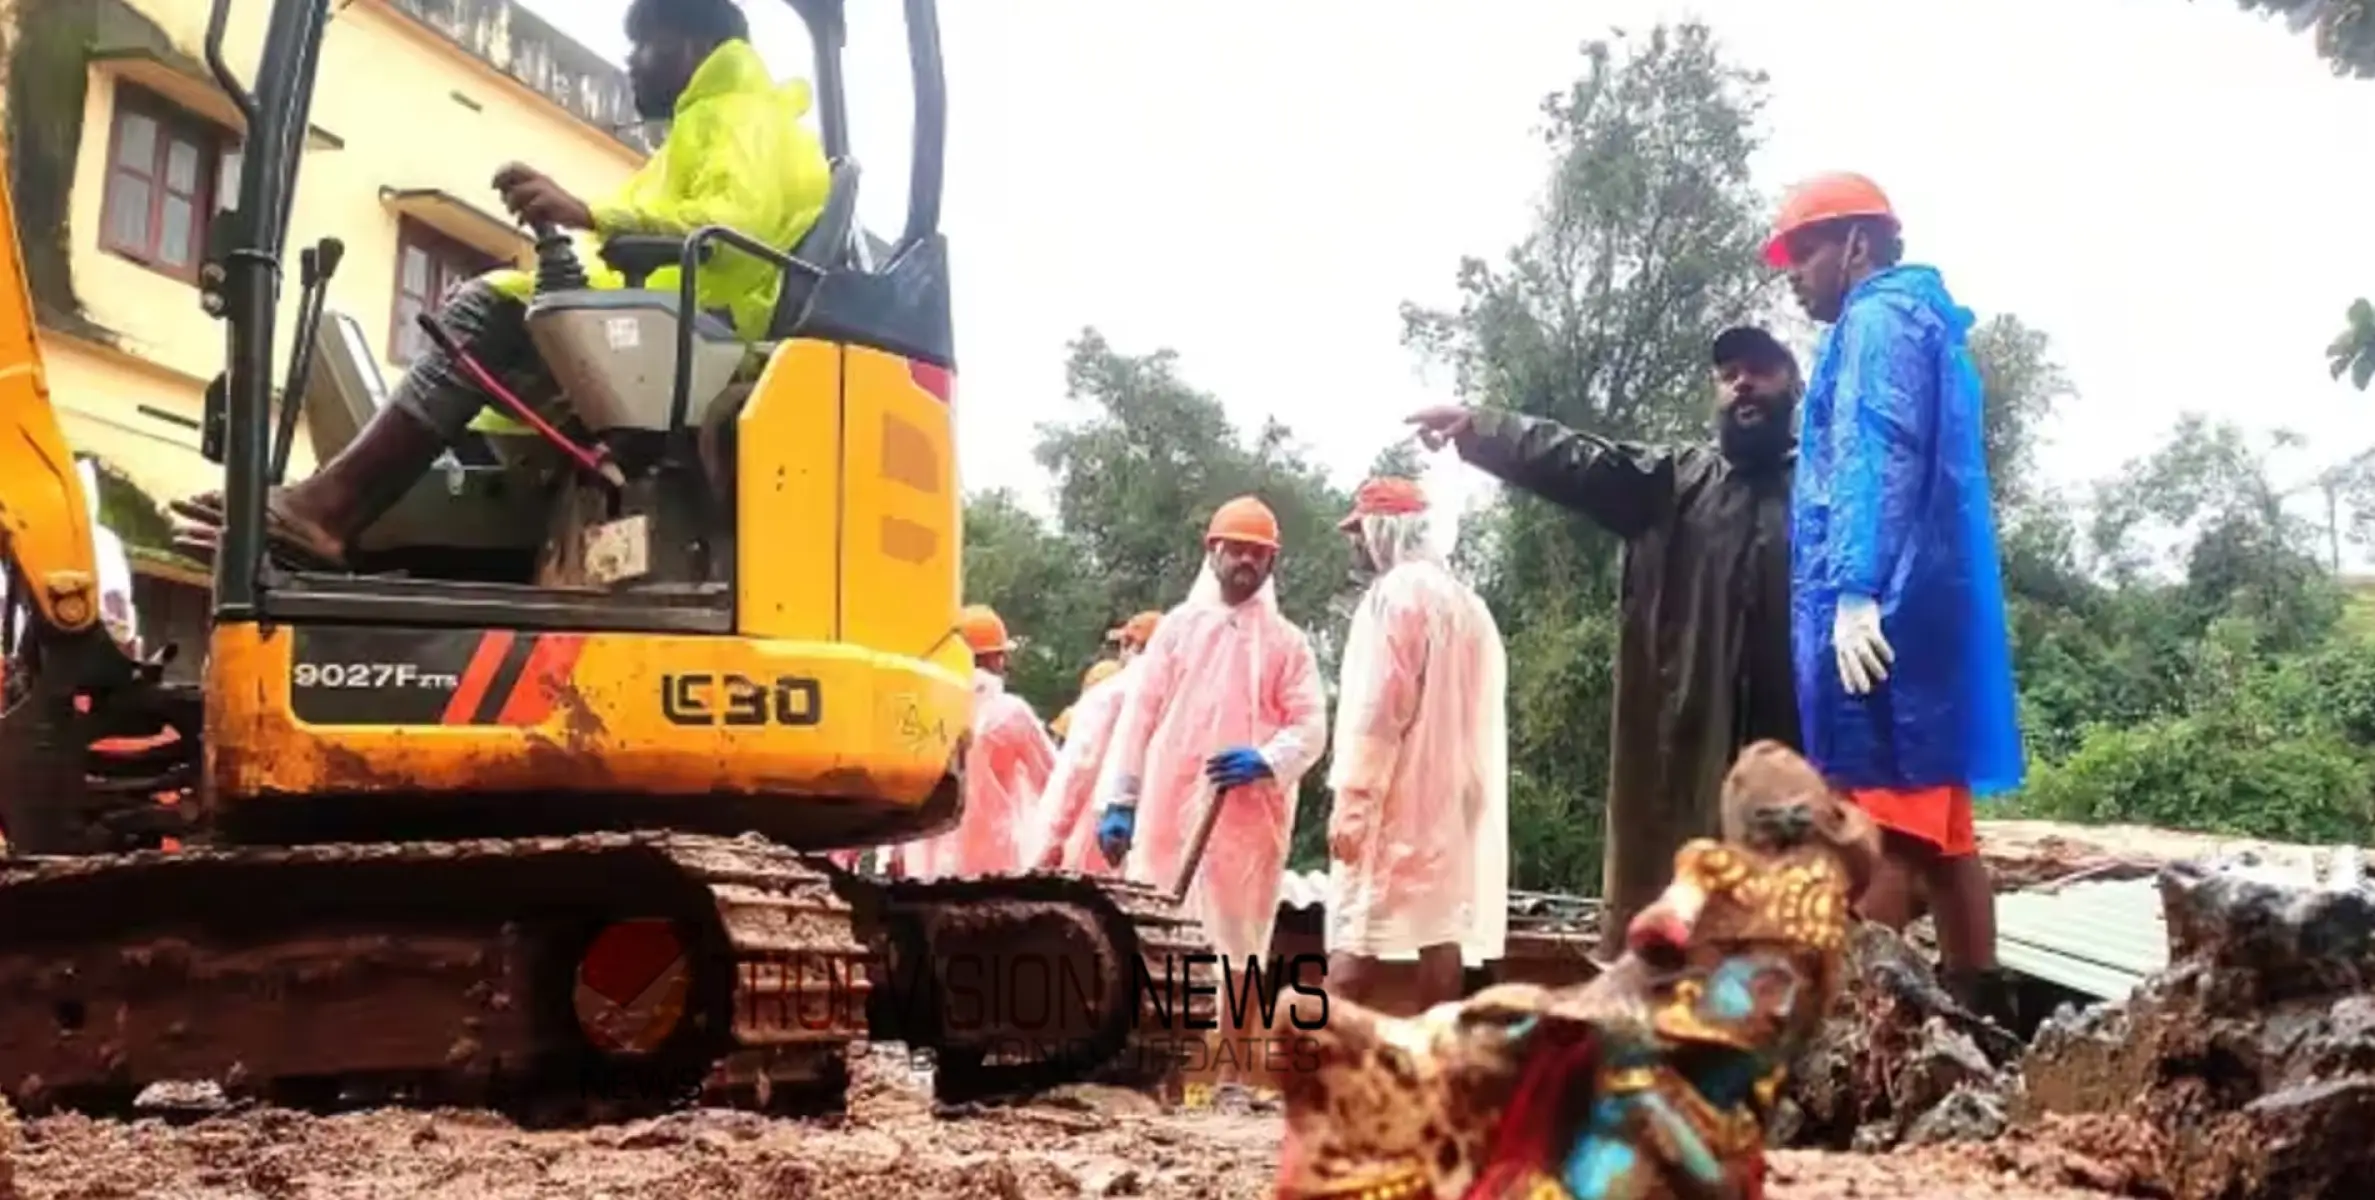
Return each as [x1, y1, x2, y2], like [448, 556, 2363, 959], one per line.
[1097, 805, 1136, 865]
[1204, 747, 1273, 789]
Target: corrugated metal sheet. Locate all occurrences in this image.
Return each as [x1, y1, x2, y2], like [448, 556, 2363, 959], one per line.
[1276, 871, 1600, 931]
[1996, 877, 2170, 1001]
[1994, 844, 2370, 1001]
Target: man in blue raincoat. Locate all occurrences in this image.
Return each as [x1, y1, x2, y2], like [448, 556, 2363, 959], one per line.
[1766, 171, 2025, 1027]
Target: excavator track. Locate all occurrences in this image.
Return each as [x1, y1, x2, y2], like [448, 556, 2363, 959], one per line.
[0, 833, 1213, 1116]
[0, 832, 870, 1117]
[857, 870, 1219, 1103]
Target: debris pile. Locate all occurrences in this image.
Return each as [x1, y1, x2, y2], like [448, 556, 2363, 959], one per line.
[1783, 922, 2025, 1152]
[2015, 863, 2375, 1198]
[1785, 854, 2375, 1198]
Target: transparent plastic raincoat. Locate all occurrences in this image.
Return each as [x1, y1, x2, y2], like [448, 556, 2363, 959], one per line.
[898, 670, 1058, 881]
[1030, 660, 1139, 874]
[473, 38, 830, 436]
[1096, 566, 1328, 962]
[1325, 512, 1509, 964]
[1791, 265, 2025, 796]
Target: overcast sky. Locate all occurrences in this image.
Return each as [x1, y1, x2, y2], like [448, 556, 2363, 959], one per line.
[525, 0, 2375, 550]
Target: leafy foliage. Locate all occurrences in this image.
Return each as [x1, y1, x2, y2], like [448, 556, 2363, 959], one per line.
[2227, 0, 2375, 77]
[962, 330, 1356, 866]
[2000, 415, 2375, 839]
[957, 17, 2375, 896]
[2222, 1, 2375, 387]
[2331, 297, 2375, 391]
[1397, 22, 1787, 889]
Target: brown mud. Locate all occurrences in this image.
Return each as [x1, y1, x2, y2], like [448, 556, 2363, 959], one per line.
[2010, 864, 2375, 1199]
[13, 833, 2368, 1197]
[1, 1097, 2124, 1200]
[0, 1045, 2115, 1198]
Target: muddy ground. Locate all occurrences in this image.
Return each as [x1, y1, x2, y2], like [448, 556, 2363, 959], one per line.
[14, 825, 2359, 1199]
[5, 1096, 2141, 1200]
[0, 1043, 2132, 1199]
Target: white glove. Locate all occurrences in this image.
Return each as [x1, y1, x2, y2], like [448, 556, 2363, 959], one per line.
[1833, 594, 1894, 695]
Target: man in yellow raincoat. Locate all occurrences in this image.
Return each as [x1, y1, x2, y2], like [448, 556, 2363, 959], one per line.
[171, 0, 830, 566]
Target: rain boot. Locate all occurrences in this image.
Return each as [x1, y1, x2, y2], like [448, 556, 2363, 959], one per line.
[1943, 965, 2021, 1034]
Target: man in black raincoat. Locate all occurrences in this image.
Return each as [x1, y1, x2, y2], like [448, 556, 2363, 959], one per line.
[1407, 326, 1802, 959]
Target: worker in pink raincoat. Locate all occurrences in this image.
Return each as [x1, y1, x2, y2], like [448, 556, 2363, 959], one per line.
[1094, 498, 1329, 969]
[893, 605, 1058, 880]
[1033, 612, 1165, 874]
[1325, 478, 1510, 1016]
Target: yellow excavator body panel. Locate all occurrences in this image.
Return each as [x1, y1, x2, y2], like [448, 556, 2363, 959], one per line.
[203, 621, 970, 805]
[0, 0, 1216, 1118]
[203, 331, 975, 843]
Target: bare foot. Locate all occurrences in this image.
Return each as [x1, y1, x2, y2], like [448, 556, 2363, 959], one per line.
[168, 491, 346, 569]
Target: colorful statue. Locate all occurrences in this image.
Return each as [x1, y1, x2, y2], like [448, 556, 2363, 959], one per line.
[1272, 741, 1878, 1200]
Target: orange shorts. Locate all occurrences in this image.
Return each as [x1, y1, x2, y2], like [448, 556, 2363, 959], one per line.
[1845, 785, 1977, 858]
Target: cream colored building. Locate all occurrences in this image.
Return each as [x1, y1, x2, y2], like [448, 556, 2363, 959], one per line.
[2, 0, 647, 610]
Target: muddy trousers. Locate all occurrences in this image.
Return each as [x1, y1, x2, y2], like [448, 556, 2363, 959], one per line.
[391, 280, 561, 442]
[293, 279, 573, 543]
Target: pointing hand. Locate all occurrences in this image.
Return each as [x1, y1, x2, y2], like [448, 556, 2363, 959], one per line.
[1404, 406, 1476, 452]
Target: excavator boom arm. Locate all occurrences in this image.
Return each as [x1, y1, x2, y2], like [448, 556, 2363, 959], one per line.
[0, 166, 102, 636]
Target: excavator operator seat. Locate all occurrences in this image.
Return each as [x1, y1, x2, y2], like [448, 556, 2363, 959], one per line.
[523, 156, 860, 436]
[523, 293, 743, 435]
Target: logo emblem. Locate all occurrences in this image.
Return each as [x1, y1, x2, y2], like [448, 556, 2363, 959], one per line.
[572, 919, 691, 1054]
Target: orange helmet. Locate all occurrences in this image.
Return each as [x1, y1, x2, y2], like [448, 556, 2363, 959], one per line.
[1205, 496, 1281, 550]
[1338, 476, 1427, 531]
[1108, 610, 1162, 647]
[957, 604, 1014, 655]
[1763, 172, 1896, 268]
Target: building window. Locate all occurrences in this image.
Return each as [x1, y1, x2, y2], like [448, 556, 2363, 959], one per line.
[390, 219, 500, 364]
[99, 85, 241, 283]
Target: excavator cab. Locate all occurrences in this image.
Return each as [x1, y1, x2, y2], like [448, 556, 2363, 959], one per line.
[0, 0, 1208, 1116]
[175, 0, 972, 850]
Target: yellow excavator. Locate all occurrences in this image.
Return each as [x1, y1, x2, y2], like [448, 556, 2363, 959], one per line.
[0, 0, 1209, 1114]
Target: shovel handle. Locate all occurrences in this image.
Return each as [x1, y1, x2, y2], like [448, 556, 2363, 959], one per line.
[1171, 779, 1226, 903]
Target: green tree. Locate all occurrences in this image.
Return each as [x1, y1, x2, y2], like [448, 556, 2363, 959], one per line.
[961, 488, 1106, 711]
[1023, 329, 1356, 867]
[2223, 0, 2375, 77]
[1032, 330, 1353, 632]
[2332, 297, 2375, 391]
[2081, 416, 2342, 654]
[1400, 22, 1778, 892]
[2006, 413, 2375, 839]
[2216, 0, 2375, 384]
[1366, 440, 1425, 481]
[1967, 314, 2073, 517]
